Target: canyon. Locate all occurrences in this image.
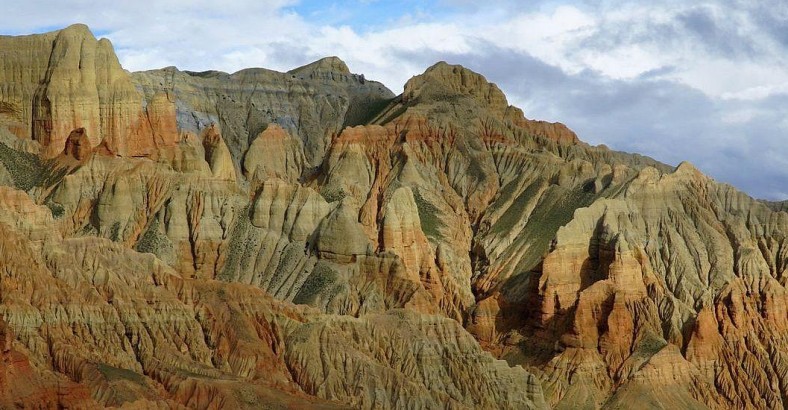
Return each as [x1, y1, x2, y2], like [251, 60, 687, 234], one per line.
[0, 24, 786, 409]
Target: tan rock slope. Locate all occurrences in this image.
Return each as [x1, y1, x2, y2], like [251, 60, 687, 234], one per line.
[0, 24, 785, 409]
[0, 24, 179, 158]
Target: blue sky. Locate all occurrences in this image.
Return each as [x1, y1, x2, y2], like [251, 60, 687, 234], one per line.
[2, 0, 787, 200]
[287, 0, 437, 28]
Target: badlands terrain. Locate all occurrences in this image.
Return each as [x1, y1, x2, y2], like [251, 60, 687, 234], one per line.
[0, 24, 786, 409]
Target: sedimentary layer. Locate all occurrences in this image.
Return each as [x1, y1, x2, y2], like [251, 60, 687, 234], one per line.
[0, 24, 785, 409]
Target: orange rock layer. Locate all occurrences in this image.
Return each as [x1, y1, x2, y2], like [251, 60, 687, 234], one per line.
[0, 24, 785, 410]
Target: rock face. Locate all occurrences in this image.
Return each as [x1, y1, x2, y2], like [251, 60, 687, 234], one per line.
[0, 24, 180, 158]
[0, 24, 786, 410]
[0, 185, 545, 409]
[131, 55, 394, 173]
[244, 124, 305, 183]
[62, 127, 93, 160]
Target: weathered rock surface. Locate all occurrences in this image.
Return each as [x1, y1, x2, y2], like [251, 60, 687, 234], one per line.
[244, 124, 305, 184]
[0, 24, 786, 410]
[201, 123, 237, 181]
[132, 56, 394, 173]
[0, 24, 180, 158]
[0, 184, 545, 409]
[62, 127, 93, 161]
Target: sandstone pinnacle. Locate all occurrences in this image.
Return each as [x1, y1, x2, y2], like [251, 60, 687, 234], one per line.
[62, 127, 93, 161]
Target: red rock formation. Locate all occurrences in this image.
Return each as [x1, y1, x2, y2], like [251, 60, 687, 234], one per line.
[244, 124, 305, 184]
[0, 24, 180, 158]
[0, 24, 786, 410]
[62, 127, 93, 160]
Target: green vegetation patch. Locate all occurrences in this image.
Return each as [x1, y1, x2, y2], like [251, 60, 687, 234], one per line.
[79, 223, 98, 236]
[413, 188, 445, 241]
[378, 104, 408, 126]
[634, 334, 668, 358]
[344, 97, 394, 127]
[491, 180, 542, 236]
[294, 261, 338, 305]
[466, 157, 487, 182]
[46, 201, 65, 219]
[513, 185, 597, 274]
[96, 363, 147, 385]
[0, 142, 44, 191]
[319, 186, 346, 203]
[270, 243, 305, 289]
[109, 222, 122, 242]
[217, 205, 252, 282]
[40, 164, 70, 188]
[135, 216, 173, 258]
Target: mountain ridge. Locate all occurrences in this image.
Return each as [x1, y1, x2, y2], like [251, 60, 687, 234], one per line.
[0, 24, 785, 409]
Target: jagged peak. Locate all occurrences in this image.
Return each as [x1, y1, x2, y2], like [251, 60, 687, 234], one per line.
[397, 61, 583, 145]
[402, 61, 508, 107]
[60, 23, 93, 36]
[675, 161, 698, 174]
[669, 160, 707, 182]
[288, 56, 351, 75]
[49, 23, 101, 44]
[422, 61, 480, 78]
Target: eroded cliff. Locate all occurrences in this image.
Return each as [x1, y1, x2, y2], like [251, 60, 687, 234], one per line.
[0, 24, 785, 409]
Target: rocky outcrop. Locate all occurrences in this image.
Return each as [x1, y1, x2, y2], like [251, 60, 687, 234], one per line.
[286, 309, 546, 409]
[0, 316, 97, 409]
[0, 24, 180, 158]
[0, 24, 786, 410]
[479, 164, 787, 408]
[401, 62, 579, 144]
[0, 184, 546, 409]
[244, 124, 305, 184]
[62, 127, 93, 160]
[132, 56, 393, 173]
[403, 62, 513, 118]
[201, 123, 237, 181]
[288, 56, 352, 79]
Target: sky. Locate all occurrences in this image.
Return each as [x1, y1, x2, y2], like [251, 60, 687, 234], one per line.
[3, 0, 787, 200]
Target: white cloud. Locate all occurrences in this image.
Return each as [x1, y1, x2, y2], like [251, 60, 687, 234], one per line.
[721, 82, 788, 101]
[1, 0, 787, 199]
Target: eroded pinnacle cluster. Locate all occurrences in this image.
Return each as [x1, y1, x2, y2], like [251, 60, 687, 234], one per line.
[0, 24, 785, 409]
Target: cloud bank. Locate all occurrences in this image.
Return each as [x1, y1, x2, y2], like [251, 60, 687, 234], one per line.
[3, 0, 786, 199]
